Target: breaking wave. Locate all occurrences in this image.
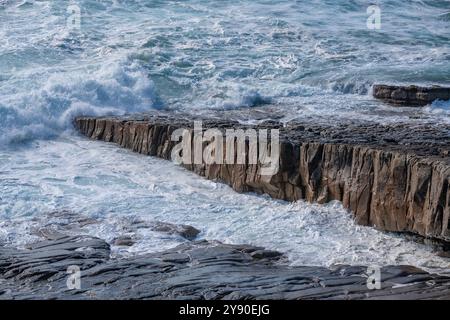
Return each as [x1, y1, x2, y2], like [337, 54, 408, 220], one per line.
[1, 0, 449, 141]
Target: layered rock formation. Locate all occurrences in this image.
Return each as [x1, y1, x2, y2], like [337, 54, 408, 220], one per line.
[373, 84, 450, 106]
[74, 114, 450, 241]
[2, 234, 450, 300]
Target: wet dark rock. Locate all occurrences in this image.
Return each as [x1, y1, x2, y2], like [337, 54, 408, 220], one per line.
[74, 114, 450, 242]
[437, 251, 450, 258]
[382, 137, 398, 144]
[150, 221, 201, 241]
[1, 236, 450, 300]
[250, 249, 283, 260]
[0, 236, 110, 294]
[113, 236, 134, 247]
[126, 220, 201, 241]
[373, 84, 450, 106]
[161, 253, 190, 263]
[178, 226, 201, 241]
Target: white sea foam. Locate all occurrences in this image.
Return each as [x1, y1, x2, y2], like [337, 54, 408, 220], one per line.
[1, 0, 449, 146]
[426, 99, 450, 122]
[0, 59, 161, 144]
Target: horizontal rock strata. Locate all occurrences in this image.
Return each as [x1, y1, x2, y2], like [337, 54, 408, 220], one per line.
[2, 235, 450, 300]
[373, 84, 450, 106]
[74, 114, 450, 241]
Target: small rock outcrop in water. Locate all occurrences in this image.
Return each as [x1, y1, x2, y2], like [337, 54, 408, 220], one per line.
[74, 114, 450, 242]
[150, 221, 201, 241]
[373, 84, 450, 106]
[113, 236, 135, 247]
[2, 235, 450, 300]
[127, 220, 201, 240]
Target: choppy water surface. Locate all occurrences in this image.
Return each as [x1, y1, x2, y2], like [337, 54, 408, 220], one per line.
[0, 1, 449, 271]
[1, 0, 449, 143]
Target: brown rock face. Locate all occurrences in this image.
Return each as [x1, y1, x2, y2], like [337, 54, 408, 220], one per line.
[373, 84, 450, 106]
[74, 115, 450, 241]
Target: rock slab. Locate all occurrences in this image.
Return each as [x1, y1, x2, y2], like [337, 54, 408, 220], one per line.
[2, 236, 450, 300]
[74, 114, 450, 241]
[373, 84, 450, 106]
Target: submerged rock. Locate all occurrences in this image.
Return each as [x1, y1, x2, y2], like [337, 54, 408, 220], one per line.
[373, 84, 450, 106]
[113, 236, 135, 247]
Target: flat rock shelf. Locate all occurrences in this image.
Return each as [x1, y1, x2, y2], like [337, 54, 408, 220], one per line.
[373, 84, 450, 106]
[74, 113, 450, 242]
[2, 234, 450, 300]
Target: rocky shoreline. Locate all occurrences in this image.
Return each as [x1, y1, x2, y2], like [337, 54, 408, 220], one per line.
[1, 113, 449, 300]
[2, 229, 450, 300]
[74, 113, 450, 242]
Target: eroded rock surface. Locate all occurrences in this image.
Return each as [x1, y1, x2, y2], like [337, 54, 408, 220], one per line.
[2, 235, 450, 300]
[74, 114, 450, 241]
[373, 84, 450, 106]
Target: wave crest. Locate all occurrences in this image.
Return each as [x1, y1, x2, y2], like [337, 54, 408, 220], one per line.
[0, 60, 161, 145]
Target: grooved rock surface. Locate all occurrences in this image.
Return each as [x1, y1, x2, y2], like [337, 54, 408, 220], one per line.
[373, 84, 450, 106]
[2, 235, 450, 300]
[74, 114, 450, 241]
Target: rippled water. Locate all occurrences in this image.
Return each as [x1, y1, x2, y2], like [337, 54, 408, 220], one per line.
[0, 0, 450, 271]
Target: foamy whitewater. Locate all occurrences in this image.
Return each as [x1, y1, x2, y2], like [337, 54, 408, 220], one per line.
[1, 1, 450, 272]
